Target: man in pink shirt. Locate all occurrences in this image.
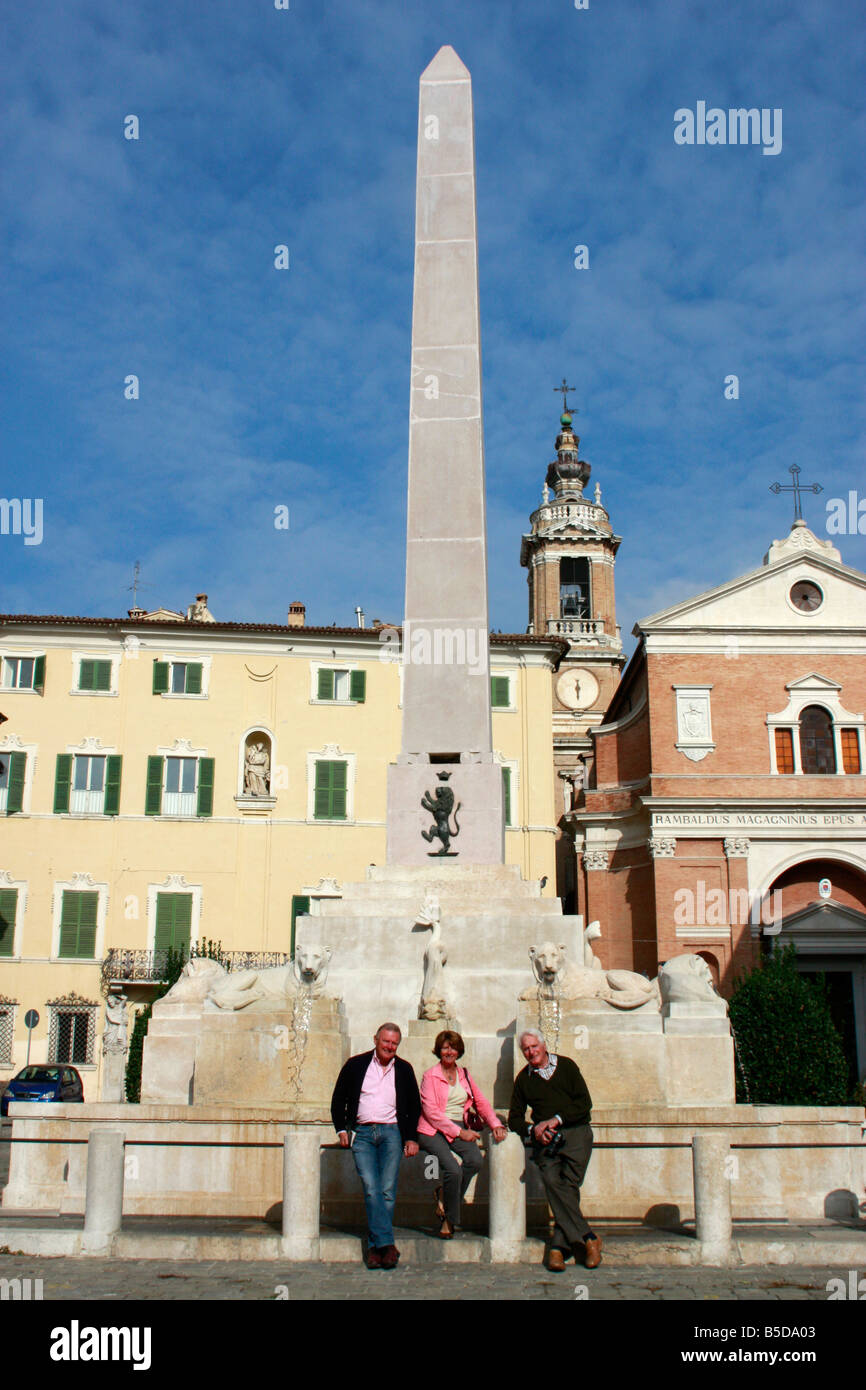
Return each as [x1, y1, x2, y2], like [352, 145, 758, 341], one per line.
[331, 1023, 422, 1269]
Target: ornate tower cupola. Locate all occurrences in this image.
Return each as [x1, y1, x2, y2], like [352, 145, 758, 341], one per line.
[547, 410, 592, 499]
[520, 390, 628, 900]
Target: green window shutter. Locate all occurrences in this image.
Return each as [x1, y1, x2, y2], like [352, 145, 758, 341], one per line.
[155, 893, 192, 955]
[154, 893, 173, 952]
[314, 760, 347, 819]
[491, 676, 510, 708]
[349, 669, 366, 703]
[145, 756, 164, 815]
[0, 888, 17, 956]
[313, 761, 330, 819]
[103, 755, 122, 816]
[54, 754, 72, 814]
[59, 891, 98, 959]
[58, 892, 77, 956]
[95, 660, 112, 692]
[502, 767, 512, 826]
[196, 758, 215, 817]
[331, 761, 347, 819]
[33, 654, 45, 693]
[6, 751, 26, 815]
[290, 895, 310, 957]
[185, 663, 203, 695]
[77, 891, 98, 957]
[79, 659, 95, 691]
[152, 661, 169, 694]
[317, 669, 334, 700]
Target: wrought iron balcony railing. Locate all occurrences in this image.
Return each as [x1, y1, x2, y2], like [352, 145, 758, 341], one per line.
[102, 948, 292, 986]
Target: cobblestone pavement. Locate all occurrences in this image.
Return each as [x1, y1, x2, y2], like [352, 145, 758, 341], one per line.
[0, 1255, 854, 1300]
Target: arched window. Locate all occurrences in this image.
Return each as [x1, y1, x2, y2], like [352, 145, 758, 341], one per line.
[799, 705, 836, 774]
[560, 557, 591, 619]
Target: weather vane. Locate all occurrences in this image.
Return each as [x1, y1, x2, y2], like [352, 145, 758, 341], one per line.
[554, 378, 577, 414]
[769, 465, 823, 523]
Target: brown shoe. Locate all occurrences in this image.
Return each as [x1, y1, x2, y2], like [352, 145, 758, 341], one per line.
[366, 1246, 382, 1269]
[546, 1248, 567, 1272]
[380, 1244, 400, 1269]
[438, 1218, 454, 1240]
[583, 1236, 603, 1269]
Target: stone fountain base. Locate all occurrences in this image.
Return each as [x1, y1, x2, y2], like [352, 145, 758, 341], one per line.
[516, 998, 735, 1108]
[141, 995, 348, 1115]
[4, 1102, 862, 1223]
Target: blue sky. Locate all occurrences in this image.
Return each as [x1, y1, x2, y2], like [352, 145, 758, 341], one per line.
[2, 0, 864, 643]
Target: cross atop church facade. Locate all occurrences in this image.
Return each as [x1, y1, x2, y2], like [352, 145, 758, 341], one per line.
[769, 464, 823, 522]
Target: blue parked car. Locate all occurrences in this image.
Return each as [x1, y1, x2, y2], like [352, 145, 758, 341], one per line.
[1, 1065, 84, 1116]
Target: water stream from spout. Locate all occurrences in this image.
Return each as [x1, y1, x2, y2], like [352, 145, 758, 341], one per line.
[285, 985, 313, 1097]
[537, 984, 561, 1055]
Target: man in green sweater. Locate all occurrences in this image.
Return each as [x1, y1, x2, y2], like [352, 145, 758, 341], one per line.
[508, 1028, 602, 1272]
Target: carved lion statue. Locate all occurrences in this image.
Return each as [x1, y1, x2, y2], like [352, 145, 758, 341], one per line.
[520, 941, 659, 1011]
[164, 957, 228, 1003]
[658, 954, 727, 1013]
[205, 944, 333, 1011]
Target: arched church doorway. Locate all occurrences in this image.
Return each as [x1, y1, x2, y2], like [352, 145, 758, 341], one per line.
[766, 858, 866, 1095]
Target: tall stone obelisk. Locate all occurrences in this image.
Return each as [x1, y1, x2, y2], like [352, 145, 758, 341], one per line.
[387, 46, 504, 864]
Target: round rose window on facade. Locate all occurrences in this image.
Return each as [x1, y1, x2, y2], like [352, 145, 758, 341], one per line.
[789, 580, 823, 612]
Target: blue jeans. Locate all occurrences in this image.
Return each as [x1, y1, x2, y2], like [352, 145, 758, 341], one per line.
[352, 1124, 403, 1248]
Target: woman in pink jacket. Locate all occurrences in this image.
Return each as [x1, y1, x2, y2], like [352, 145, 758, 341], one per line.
[417, 1029, 507, 1238]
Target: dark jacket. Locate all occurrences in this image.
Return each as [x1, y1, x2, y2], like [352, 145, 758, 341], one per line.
[507, 1055, 592, 1138]
[331, 1050, 422, 1145]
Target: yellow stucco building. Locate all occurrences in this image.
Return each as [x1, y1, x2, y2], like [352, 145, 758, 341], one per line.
[0, 600, 565, 1096]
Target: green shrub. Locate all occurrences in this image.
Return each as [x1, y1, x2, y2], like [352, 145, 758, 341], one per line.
[729, 944, 849, 1105]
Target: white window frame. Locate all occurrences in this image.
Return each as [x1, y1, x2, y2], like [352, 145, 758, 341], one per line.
[64, 737, 119, 818]
[0, 870, 28, 960]
[490, 671, 517, 713]
[51, 873, 109, 962]
[153, 739, 210, 819]
[163, 755, 199, 817]
[310, 662, 365, 705]
[156, 655, 212, 699]
[494, 753, 519, 828]
[306, 744, 356, 823]
[0, 735, 37, 814]
[70, 651, 121, 697]
[0, 653, 43, 694]
[767, 675, 865, 776]
[146, 874, 203, 953]
[70, 753, 107, 814]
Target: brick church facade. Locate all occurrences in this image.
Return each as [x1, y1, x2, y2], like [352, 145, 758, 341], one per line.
[565, 517, 866, 1081]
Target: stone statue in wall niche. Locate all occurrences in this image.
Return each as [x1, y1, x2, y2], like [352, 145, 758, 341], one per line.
[102, 989, 128, 1054]
[244, 740, 271, 795]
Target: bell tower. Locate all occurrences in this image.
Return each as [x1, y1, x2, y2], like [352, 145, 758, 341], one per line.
[520, 396, 625, 902]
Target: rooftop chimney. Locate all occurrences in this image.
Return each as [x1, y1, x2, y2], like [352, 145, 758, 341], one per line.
[288, 601, 306, 628]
